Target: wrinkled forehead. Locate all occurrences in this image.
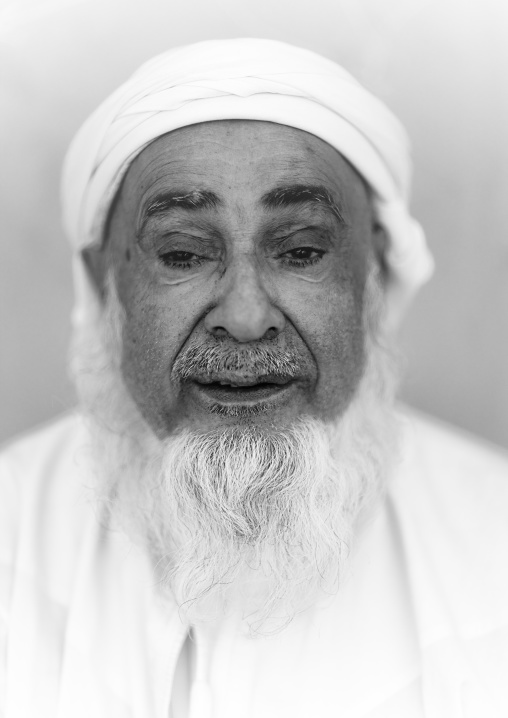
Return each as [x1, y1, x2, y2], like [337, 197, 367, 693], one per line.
[117, 120, 372, 219]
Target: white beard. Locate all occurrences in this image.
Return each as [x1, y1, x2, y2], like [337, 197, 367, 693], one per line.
[71, 267, 400, 635]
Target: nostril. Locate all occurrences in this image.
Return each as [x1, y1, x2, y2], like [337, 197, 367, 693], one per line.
[210, 325, 229, 337]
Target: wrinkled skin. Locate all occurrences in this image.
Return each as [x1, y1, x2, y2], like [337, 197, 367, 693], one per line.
[86, 120, 383, 437]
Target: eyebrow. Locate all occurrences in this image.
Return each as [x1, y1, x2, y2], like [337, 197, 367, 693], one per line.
[142, 189, 221, 224]
[261, 184, 347, 226]
[139, 183, 347, 231]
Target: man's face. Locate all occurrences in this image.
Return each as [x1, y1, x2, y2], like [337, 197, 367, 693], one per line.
[103, 120, 376, 437]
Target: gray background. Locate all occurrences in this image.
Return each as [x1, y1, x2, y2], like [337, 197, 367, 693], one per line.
[1, 0, 507, 449]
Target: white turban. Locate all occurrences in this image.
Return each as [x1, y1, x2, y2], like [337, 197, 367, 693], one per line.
[61, 38, 434, 329]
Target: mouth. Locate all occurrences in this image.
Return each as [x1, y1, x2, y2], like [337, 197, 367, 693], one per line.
[189, 375, 295, 406]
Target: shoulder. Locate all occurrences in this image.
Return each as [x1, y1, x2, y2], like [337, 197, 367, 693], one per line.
[395, 404, 508, 515]
[0, 411, 86, 474]
[402, 404, 508, 477]
[0, 413, 94, 601]
[389, 404, 508, 639]
[0, 412, 89, 520]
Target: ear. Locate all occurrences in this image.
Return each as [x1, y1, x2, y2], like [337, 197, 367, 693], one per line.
[81, 244, 108, 302]
[371, 222, 389, 280]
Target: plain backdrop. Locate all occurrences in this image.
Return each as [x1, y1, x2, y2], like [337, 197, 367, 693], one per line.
[1, 0, 507, 449]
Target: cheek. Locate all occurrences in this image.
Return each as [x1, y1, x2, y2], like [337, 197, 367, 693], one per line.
[282, 268, 365, 420]
[320, 233, 369, 415]
[115, 262, 197, 433]
[324, 296, 365, 406]
[120, 300, 174, 433]
[316, 290, 365, 417]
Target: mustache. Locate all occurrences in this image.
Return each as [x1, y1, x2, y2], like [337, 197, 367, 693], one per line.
[171, 342, 304, 383]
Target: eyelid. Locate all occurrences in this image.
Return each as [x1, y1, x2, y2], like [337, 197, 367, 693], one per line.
[144, 232, 222, 260]
[279, 248, 325, 262]
[267, 225, 332, 245]
[156, 230, 212, 244]
[137, 220, 220, 244]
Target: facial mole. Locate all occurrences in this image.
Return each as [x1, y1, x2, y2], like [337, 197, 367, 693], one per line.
[125, 249, 131, 262]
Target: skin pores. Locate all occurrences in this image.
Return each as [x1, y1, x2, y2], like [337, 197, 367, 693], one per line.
[92, 120, 379, 437]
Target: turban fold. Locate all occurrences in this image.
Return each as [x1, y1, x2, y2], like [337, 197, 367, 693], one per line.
[61, 38, 434, 328]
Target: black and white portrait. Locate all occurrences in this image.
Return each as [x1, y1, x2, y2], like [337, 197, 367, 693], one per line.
[1, 2, 507, 716]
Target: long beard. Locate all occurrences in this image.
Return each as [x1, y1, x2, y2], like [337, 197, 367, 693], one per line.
[71, 268, 400, 635]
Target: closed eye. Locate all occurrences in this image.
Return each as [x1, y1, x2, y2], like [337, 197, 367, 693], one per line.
[280, 247, 326, 266]
[158, 250, 206, 268]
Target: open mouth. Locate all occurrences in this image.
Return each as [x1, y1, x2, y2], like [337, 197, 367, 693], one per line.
[199, 380, 282, 391]
[192, 380, 291, 404]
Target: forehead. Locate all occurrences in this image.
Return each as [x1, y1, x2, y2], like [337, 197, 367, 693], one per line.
[120, 120, 369, 212]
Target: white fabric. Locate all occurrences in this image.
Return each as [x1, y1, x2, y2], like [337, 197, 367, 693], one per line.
[2, 407, 508, 717]
[60, 38, 434, 331]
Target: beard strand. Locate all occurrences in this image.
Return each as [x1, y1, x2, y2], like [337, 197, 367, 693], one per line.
[70, 265, 400, 636]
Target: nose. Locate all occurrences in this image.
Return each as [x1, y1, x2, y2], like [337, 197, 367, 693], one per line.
[204, 259, 285, 342]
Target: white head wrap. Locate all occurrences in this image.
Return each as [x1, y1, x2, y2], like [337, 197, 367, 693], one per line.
[62, 38, 434, 329]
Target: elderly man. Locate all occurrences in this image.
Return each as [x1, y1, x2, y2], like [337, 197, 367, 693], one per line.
[1, 39, 508, 718]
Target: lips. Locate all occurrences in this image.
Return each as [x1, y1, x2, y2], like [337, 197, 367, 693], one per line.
[193, 373, 293, 387]
[188, 374, 294, 405]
